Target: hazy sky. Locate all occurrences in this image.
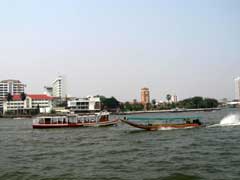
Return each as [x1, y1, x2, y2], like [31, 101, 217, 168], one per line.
[0, 0, 240, 101]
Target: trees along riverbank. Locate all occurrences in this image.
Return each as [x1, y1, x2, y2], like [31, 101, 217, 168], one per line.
[120, 96, 219, 112]
[177, 96, 218, 109]
[99, 96, 219, 112]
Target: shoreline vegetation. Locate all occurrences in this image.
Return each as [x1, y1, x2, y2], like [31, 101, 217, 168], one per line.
[121, 96, 219, 112]
[100, 96, 220, 113]
[116, 107, 222, 115]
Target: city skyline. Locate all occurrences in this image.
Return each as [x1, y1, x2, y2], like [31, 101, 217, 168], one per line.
[0, 0, 240, 101]
[0, 76, 239, 102]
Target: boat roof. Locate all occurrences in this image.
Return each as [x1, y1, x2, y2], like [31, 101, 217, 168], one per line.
[36, 112, 110, 118]
[96, 112, 110, 115]
[127, 116, 202, 121]
[38, 116, 66, 118]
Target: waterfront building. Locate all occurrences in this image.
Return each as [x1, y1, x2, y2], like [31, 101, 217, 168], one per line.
[141, 87, 150, 104]
[52, 76, 66, 98]
[171, 95, 178, 103]
[234, 77, 240, 101]
[0, 79, 25, 111]
[44, 76, 66, 98]
[67, 96, 101, 112]
[3, 94, 53, 114]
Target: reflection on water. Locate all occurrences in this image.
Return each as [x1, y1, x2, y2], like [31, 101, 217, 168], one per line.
[0, 108, 240, 180]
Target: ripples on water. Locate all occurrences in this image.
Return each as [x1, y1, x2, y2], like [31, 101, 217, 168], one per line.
[0, 109, 240, 180]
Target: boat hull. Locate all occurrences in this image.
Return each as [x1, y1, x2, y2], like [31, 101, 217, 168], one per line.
[32, 123, 83, 129]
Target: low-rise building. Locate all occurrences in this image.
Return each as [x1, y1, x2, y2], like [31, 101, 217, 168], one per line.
[67, 96, 101, 112]
[3, 94, 53, 114]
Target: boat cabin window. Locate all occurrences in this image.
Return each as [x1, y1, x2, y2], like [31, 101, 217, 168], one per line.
[52, 117, 58, 124]
[99, 115, 108, 122]
[77, 117, 83, 123]
[39, 118, 45, 124]
[68, 116, 77, 123]
[90, 116, 96, 122]
[192, 119, 201, 125]
[45, 118, 51, 124]
[185, 119, 191, 124]
[63, 118, 67, 124]
[58, 117, 63, 124]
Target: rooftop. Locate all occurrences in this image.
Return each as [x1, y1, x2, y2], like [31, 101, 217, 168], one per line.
[1, 79, 22, 83]
[10, 94, 53, 101]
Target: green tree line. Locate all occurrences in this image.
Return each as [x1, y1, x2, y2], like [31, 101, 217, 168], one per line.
[99, 95, 219, 112]
[177, 96, 218, 109]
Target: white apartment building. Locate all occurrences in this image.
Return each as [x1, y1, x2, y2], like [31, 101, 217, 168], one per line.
[3, 94, 53, 114]
[52, 76, 66, 98]
[235, 77, 240, 101]
[0, 80, 25, 111]
[68, 96, 101, 112]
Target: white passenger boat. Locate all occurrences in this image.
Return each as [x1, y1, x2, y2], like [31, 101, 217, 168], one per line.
[32, 112, 119, 129]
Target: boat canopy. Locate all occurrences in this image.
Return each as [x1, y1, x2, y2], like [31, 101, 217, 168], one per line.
[126, 116, 202, 121]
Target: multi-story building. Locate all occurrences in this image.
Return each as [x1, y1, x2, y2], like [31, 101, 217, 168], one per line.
[0, 79, 25, 111]
[141, 87, 150, 104]
[52, 76, 66, 98]
[44, 76, 66, 99]
[235, 77, 240, 101]
[171, 95, 178, 103]
[67, 96, 101, 112]
[3, 94, 53, 114]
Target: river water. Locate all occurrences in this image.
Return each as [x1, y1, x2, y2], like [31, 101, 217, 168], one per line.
[0, 108, 240, 180]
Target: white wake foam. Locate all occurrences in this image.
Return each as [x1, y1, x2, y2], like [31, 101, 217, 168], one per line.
[208, 114, 240, 127]
[157, 126, 195, 131]
[158, 127, 177, 131]
[220, 114, 240, 126]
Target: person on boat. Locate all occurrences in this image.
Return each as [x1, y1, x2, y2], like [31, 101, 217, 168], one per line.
[193, 119, 202, 125]
[185, 119, 191, 124]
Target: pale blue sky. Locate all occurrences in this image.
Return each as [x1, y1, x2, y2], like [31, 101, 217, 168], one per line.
[0, 0, 240, 101]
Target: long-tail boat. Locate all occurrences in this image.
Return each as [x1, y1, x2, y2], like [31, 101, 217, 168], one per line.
[121, 116, 203, 131]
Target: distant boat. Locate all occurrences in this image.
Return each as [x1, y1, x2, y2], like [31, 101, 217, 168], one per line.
[32, 112, 119, 129]
[121, 116, 203, 131]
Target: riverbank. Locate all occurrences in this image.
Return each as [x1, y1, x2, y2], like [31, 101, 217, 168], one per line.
[0, 113, 66, 119]
[0, 115, 33, 119]
[0, 108, 222, 118]
[116, 107, 222, 115]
